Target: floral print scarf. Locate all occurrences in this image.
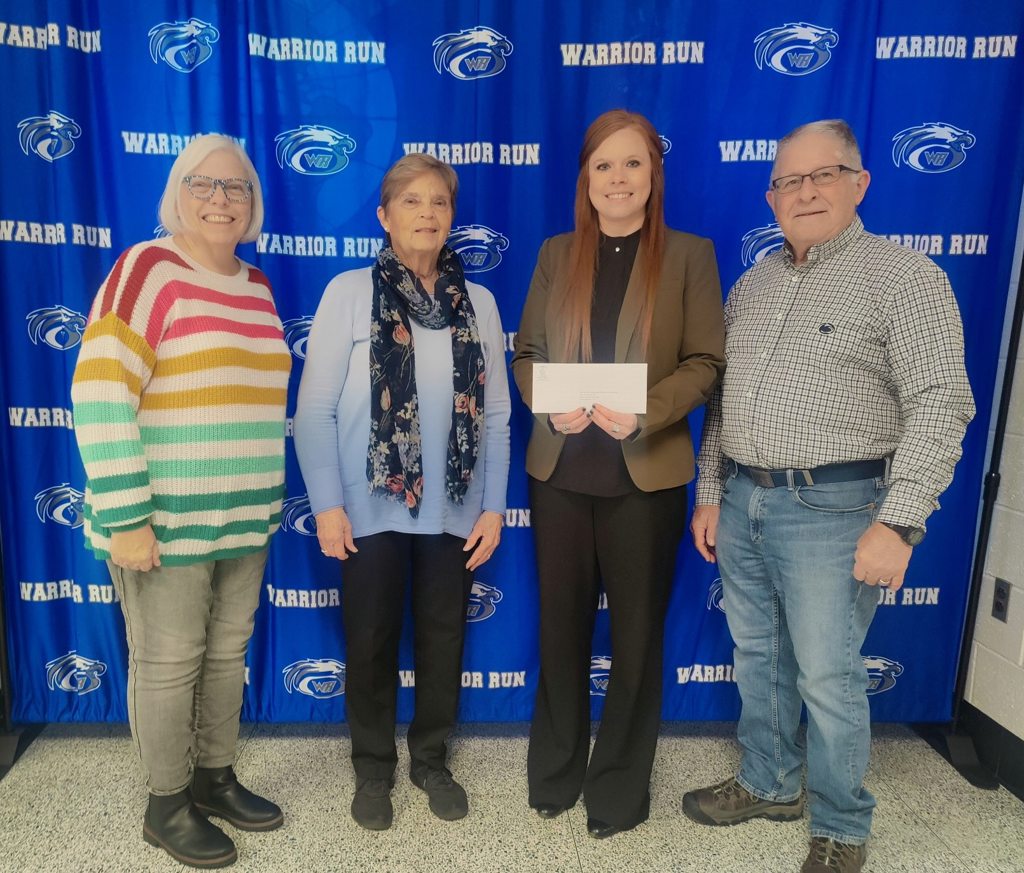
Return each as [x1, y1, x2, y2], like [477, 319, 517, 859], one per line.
[368, 244, 484, 517]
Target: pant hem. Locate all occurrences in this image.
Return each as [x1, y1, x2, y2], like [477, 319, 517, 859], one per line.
[809, 828, 869, 846]
[736, 772, 802, 804]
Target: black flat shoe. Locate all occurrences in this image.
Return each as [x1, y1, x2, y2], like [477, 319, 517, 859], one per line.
[587, 816, 629, 839]
[532, 803, 565, 819]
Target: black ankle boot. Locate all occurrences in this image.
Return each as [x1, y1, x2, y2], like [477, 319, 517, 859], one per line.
[143, 789, 237, 869]
[192, 766, 284, 831]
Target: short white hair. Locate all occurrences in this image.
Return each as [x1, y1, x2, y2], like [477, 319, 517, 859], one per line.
[771, 119, 864, 182]
[157, 134, 264, 243]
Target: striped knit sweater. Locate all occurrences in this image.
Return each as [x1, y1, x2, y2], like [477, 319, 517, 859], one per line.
[71, 238, 291, 565]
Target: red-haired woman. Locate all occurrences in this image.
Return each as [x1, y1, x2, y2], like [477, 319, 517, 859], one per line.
[512, 109, 725, 838]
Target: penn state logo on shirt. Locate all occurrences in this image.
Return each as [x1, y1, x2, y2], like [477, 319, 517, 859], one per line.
[466, 581, 503, 622]
[282, 658, 346, 699]
[275, 125, 356, 176]
[432, 26, 513, 80]
[754, 23, 839, 76]
[17, 111, 82, 163]
[741, 223, 786, 266]
[590, 655, 612, 696]
[891, 122, 976, 174]
[659, 135, 672, 155]
[281, 495, 318, 535]
[863, 655, 904, 695]
[148, 18, 219, 73]
[447, 224, 509, 273]
[45, 651, 107, 695]
[26, 305, 87, 350]
[706, 578, 726, 613]
[35, 484, 85, 528]
[282, 316, 315, 359]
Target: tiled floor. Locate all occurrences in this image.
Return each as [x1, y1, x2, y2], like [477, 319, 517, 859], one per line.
[0, 722, 1022, 872]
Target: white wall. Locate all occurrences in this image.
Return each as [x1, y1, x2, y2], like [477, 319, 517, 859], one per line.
[965, 184, 1024, 740]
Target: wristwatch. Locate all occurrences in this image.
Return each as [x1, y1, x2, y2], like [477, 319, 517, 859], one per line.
[881, 522, 925, 546]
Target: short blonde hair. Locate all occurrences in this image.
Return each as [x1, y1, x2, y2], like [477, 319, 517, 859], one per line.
[158, 134, 264, 243]
[379, 153, 459, 211]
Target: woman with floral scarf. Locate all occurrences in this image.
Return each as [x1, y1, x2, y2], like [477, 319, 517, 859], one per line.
[294, 153, 510, 831]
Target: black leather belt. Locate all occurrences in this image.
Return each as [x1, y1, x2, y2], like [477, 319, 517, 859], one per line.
[728, 457, 890, 488]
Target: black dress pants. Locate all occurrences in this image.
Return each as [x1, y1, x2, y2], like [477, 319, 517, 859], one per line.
[527, 478, 688, 827]
[341, 531, 473, 780]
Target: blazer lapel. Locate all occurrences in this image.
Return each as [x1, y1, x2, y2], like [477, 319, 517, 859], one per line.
[614, 254, 645, 363]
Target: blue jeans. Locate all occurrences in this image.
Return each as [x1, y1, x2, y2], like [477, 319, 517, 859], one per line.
[717, 467, 886, 845]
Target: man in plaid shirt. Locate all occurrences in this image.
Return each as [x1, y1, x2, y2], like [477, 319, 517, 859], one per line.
[683, 120, 974, 873]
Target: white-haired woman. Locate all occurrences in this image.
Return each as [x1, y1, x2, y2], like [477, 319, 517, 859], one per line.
[71, 134, 289, 869]
[294, 153, 510, 830]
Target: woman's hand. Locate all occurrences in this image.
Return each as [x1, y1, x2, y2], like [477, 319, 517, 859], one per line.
[590, 404, 638, 441]
[316, 507, 358, 560]
[464, 511, 503, 570]
[549, 408, 591, 436]
[110, 524, 161, 572]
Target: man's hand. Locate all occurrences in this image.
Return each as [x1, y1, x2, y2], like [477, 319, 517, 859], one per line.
[464, 511, 503, 570]
[110, 524, 161, 572]
[691, 504, 720, 563]
[853, 521, 912, 592]
[316, 507, 358, 560]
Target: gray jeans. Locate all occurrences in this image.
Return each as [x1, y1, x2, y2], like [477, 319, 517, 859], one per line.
[107, 548, 267, 795]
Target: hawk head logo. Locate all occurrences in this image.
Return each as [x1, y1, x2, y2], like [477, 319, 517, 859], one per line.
[432, 26, 513, 80]
[26, 305, 87, 350]
[466, 581, 503, 622]
[148, 18, 220, 73]
[741, 223, 786, 266]
[706, 578, 726, 613]
[35, 484, 85, 528]
[282, 658, 346, 698]
[281, 495, 318, 536]
[754, 22, 839, 76]
[275, 125, 356, 176]
[282, 316, 315, 360]
[17, 111, 82, 162]
[447, 224, 510, 273]
[891, 122, 975, 173]
[46, 651, 107, 695]
[863, 655, 905, 695]
[589, 655, 612, 697]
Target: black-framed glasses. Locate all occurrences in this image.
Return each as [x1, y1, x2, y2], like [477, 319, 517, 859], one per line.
[182, 175, 253, 202]
[770, 165, 860, 194]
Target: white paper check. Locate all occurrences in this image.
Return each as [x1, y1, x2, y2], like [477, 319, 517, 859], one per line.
[531, 363, 648, 414]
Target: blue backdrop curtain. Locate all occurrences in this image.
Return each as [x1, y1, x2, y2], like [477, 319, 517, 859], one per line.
[2, 0, 1023, 724]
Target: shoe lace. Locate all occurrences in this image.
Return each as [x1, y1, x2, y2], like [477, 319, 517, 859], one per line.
[711, 778, 747, 800]
[423, 768, 455, 790]
[359, 777, 391, 797]
[807, 839, 859, 870]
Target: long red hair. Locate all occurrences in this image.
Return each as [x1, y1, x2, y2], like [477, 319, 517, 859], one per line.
[558, 110, 666, 362]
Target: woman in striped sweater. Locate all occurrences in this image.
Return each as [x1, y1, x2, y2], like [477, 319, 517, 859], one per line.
[71, 135, 289, 870]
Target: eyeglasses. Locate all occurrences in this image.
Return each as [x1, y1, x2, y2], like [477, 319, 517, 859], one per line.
[182, 175, 253, 202]
[770, 165, 860, 194]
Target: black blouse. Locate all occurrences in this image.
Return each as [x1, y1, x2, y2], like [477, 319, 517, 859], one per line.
[548, 228, 641, 497]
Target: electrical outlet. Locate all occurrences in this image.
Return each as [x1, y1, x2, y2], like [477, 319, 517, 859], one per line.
[992, 577, 1011, 623]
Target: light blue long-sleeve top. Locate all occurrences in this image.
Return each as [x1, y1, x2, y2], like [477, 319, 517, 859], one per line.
[294, 267, 510, 539]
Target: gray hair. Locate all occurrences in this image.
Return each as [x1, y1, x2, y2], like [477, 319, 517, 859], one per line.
[772, 119, 863, 181]
[379, 153, 459, 211]
[158, 134, 264, 243]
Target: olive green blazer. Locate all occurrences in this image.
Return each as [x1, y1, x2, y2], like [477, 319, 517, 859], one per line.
[511, 229, 725, 491]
